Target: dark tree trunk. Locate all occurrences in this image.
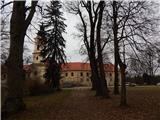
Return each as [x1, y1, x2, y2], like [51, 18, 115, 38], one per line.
[3, 1, 26, 113]
[119, 63, 127, 106]
[114, 61, 119, 94]
[78, 9, 97, 91]
[90, 74, 96, 90]
[112, 1, 127, 106]
[88, 2, 103, 96]
[89, 53, 102, 96]
[113, 1, 119, 95]
[2, 1, 38, 114]
[96, 1, 110, 98]
[79, 1, 107, 96]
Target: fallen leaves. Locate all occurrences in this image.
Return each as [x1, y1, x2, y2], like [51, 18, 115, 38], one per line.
[6, 86, 160, 120]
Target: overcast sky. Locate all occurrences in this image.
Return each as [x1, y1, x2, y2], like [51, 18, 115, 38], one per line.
[26, 2, 87, 63]
[2, 0, 160, 66]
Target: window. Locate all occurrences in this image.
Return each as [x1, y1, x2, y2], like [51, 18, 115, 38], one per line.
[65, 73, 68, 77]
[86, 72, 89, 76]
[34, 71, 37, 76]
[36, 56, 38, 60]
[86, 78, 89, 81]
[3, 74, 6, 79]
[110, 73, 112, 77]
[71, 72, 74, 76]
[37, 45, 40, 50]
[80, 72, 83, 76]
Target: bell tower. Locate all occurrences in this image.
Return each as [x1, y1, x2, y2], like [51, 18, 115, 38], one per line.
[33, 23, 46, 64]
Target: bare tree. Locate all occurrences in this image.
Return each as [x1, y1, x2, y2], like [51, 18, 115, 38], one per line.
[66, 0, 110, 97]
[2, 0, 38, 114]
[103, 0, 160, 106]
[129, 44, 160, 77]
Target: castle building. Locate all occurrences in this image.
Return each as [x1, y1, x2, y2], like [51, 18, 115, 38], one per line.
[26, 25, 121, 87]
[28, 32, 119, 87]
[60, 62, 118, 86]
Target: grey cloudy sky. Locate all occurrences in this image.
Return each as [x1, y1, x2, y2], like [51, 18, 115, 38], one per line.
[27, 2, 86, 62]
[63, 12, 86, 62]
[2, 0, 160, 65]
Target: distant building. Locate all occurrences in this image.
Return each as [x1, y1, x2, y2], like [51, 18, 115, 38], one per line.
[26, 32, 121, 87]
[61, 62, 118, 86]
[1, 31, 121, 96]
[26, 31, 121, 87]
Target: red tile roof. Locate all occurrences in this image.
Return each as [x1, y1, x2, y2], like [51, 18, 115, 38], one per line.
[61, 62, 114, 72]
[22, 62, 114, 73]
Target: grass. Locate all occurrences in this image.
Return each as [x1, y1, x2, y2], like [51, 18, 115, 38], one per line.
[6, 89, 72, 120]
[5, 86, 160, 120]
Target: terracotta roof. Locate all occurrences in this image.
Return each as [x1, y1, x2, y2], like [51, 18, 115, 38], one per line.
[61, 62, 114, 72]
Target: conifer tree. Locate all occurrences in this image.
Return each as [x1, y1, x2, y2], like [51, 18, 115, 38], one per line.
[41, 0, 66, 90]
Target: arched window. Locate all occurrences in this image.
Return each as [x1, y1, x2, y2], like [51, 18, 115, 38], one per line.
[36, 56, 38, 60]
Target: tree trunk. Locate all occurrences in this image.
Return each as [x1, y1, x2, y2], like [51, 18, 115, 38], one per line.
[114, 60, 119, 94]
[88, 7, 103, 96]
[96, 1, 110, 98]
[3, 1, 26, 113]
[90, 71, 97, 90]
[119, 63, 127, 106]
[2, 1, 38, 114]
[113, 1, 119, 95]
[89, 53, 102, 96]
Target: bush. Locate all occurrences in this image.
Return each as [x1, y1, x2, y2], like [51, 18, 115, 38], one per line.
[25, 79, 53, 96]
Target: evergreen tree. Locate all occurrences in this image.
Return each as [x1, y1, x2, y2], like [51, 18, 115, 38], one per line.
[41, 0, 66, 90]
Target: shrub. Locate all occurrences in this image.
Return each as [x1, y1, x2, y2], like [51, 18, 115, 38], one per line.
[25, 78, 53, 96]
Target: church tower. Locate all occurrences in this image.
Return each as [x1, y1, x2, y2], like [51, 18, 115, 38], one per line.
[33, 37, 43, 63]
[33, 24, 46, 64]
[29, 24, 47, 84]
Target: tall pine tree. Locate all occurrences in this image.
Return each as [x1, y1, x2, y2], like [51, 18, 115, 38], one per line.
[41, 0, 66, 90]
